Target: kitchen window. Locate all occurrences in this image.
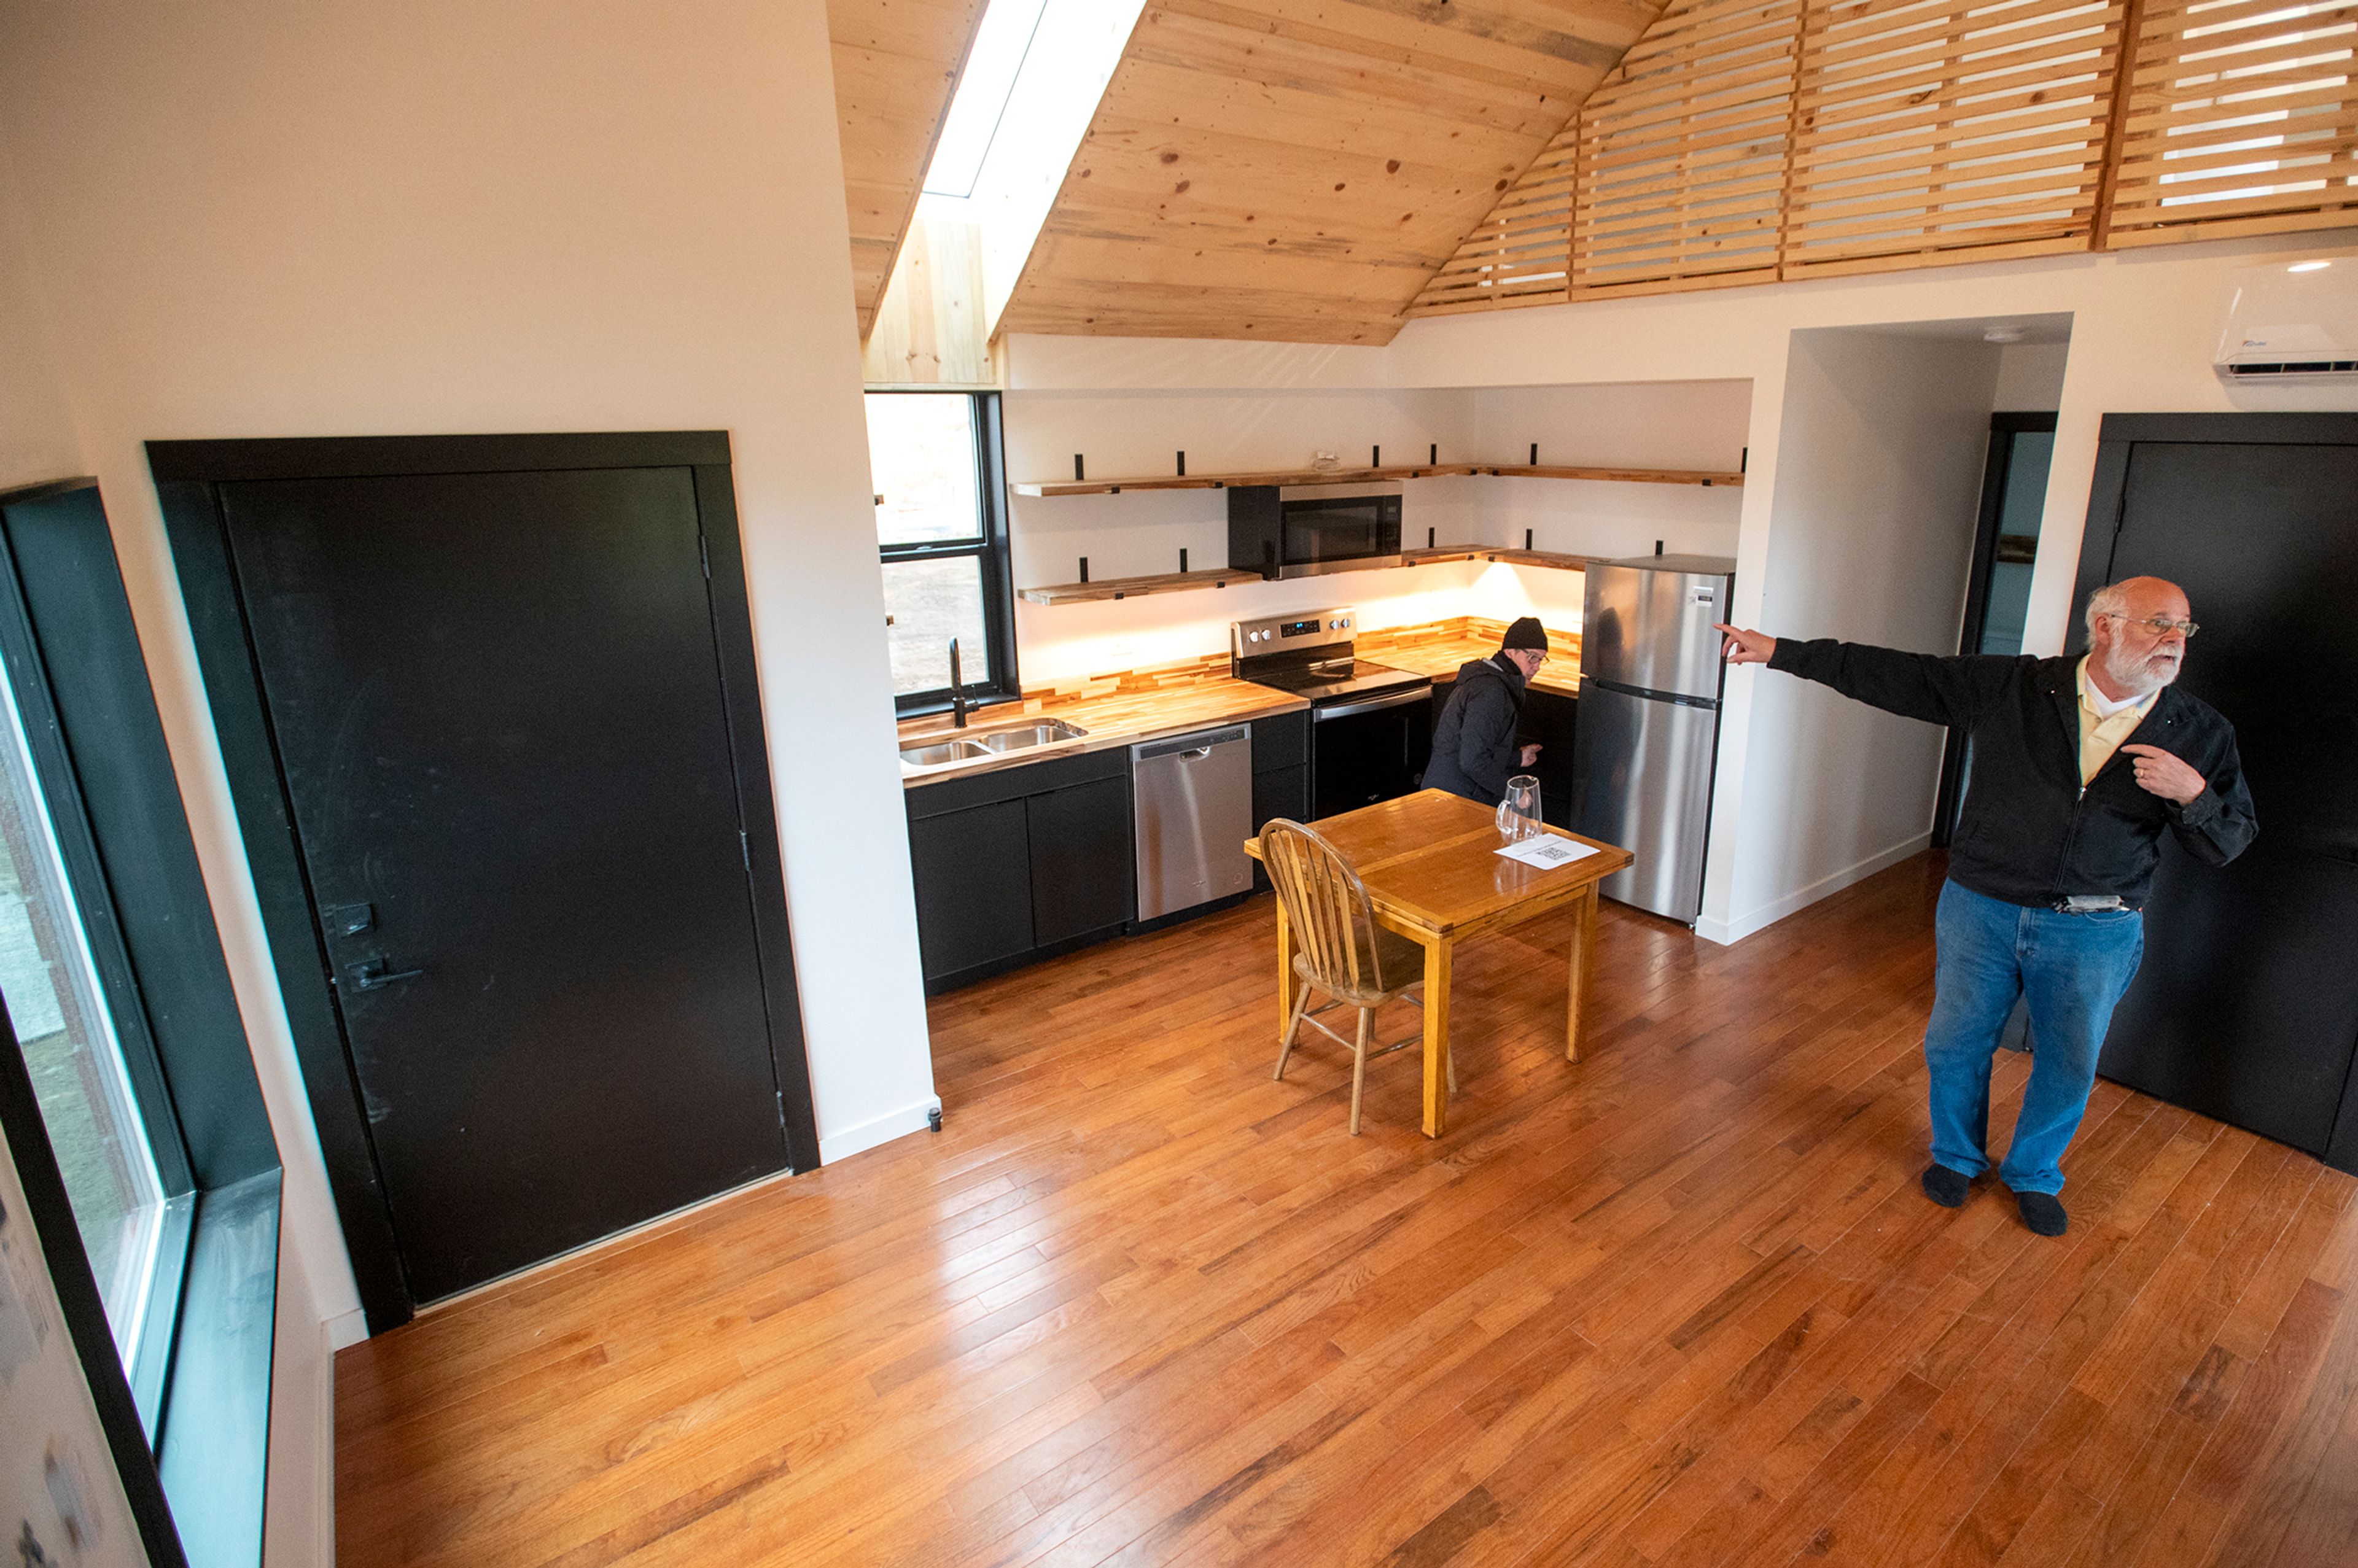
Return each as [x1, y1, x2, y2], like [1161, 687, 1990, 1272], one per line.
[869, 390, 1019, 714]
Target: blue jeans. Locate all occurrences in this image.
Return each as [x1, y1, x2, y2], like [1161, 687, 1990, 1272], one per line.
[1924, 880, 2145, 1195]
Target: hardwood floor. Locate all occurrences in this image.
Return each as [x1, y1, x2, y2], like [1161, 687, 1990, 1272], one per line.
[336, 853, 2358, 1566]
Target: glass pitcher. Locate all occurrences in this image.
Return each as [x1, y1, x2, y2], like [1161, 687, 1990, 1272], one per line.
[1495, 775, 1543, 842]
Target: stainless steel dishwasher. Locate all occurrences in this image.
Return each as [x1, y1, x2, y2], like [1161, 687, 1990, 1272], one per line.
[1130, 724, 1255, 923]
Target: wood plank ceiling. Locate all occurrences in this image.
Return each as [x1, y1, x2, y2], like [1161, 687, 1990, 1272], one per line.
[992, 0, 1666, 345]
[828, 0, 992, 338]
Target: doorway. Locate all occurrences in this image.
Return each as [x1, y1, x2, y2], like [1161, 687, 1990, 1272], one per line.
[155, 433, 814, 1325]
[1934, 412, 2058, 847]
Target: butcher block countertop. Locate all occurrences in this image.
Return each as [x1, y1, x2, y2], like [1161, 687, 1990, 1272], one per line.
[896, 618, 1582, 788]
[1358, 618, 1583, 699]
[898, 658, 1305, 788]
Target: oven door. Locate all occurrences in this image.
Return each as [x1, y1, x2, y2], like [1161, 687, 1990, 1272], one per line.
[1280, 491, 1403, 578]
[1312, 686, 1433, 817]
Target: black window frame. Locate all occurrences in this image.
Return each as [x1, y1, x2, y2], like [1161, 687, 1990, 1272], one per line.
[0, 475, 284, 1568]
[873, 389, 1021, 716]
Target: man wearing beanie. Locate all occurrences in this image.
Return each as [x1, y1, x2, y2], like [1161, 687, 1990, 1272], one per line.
[1424, 616, 1549, 805]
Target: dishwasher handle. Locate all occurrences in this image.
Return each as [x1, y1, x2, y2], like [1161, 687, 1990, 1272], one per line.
[1131, 723, 1251, 762]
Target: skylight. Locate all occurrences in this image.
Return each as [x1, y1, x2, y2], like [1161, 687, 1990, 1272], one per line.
[909, 0, 1145, 332]
[923, 0, 1050, 200]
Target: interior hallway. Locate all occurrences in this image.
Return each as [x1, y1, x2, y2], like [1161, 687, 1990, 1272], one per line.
[335, 855, 2358, 1566]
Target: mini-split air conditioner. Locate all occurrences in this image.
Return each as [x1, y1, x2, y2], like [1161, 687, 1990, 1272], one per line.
[2215, 258, 2358, 382]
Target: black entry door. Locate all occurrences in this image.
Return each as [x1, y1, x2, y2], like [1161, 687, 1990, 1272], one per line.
[2076, 420, 2358, 1167]
[217, 464, 790, 1302]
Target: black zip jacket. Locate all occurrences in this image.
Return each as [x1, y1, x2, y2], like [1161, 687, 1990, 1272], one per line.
[1424, 654, 1527, 805]
[1767, 638, 2257, 909]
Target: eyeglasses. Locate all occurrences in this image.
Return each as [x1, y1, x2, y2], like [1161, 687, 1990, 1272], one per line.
[2099, 612, 2199, 639]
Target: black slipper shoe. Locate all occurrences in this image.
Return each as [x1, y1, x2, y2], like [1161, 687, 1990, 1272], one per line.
[1921, 1164, 1971, 1208]
[2014, 1190, 2068, 1236]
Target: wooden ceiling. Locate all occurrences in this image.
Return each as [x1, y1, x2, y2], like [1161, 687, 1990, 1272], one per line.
[992, 0, 1665, 345]
[828, 0, 990, 338]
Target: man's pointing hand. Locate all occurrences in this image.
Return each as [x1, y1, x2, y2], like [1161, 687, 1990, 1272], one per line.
[1714, 624, 1776, 665]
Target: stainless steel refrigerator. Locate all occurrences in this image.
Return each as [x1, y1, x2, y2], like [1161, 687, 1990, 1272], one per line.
[1570, 555, 1735, 924]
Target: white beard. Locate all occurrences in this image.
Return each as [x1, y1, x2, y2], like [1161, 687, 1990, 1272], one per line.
[2101, 638, 2181, 697]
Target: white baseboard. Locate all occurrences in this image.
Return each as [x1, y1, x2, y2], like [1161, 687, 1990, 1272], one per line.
[317, 1314, 337, 1568]
[325, 1306, 368, 1351]
[1697, 833, 1932, 947]
[817, 1096, 943, 1165]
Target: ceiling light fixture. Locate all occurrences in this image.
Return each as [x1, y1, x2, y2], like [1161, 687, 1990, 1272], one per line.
[2289, 260, 2333, 273]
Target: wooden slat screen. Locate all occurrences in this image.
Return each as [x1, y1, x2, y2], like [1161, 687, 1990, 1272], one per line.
[1570, 0, 1802, 295]
[2107, 0, 2358, 244]
[1783, 0, 2123, 274]
[1409, 130, 1579, 314]
[1406, 0, 2356, 317]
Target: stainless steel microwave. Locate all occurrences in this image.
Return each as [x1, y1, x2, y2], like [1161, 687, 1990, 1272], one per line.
[1227, 482, 1403, 580]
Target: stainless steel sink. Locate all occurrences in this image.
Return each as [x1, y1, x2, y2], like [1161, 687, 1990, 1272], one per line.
[900, 739, 989, 767]
[900, 718, 1088, 772]
[971, 719, 1088, 752]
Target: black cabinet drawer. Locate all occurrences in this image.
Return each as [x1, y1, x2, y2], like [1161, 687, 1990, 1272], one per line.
[1027, 774, 1134, 946]
[905, 743, 1128, 821]
[1250, 708, 1308, 774]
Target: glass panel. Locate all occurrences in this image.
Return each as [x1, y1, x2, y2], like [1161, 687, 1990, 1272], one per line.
[0, 669, 163, 1365]
[868, 394, 984, 547]
[1979, 432, 2053, 657]
[884, 556, 990, 696]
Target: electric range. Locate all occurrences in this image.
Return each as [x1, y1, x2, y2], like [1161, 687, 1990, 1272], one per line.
[1232, 608, 1433, 817]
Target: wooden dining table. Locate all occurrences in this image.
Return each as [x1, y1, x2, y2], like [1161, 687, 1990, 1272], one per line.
[1243, 790, 1634, 1137]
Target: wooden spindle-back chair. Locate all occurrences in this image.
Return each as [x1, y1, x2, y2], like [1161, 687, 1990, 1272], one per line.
[1259, 820, 1452, 1134]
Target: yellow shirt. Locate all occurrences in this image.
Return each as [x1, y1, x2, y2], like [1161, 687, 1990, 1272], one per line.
[2076, 656, 2158, 786]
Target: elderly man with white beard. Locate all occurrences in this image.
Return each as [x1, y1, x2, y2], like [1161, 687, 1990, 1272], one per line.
[1714, 578, 2255, 1236]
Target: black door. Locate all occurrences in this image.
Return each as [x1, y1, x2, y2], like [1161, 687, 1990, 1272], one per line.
[2075, 421, 2358, 1165]
[217, 465, 790, 1301]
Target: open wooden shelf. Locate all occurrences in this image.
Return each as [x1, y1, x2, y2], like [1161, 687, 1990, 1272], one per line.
[1011, 462, 1743, 497]
[1018, 567, 1266, 605]
[1020, 544, 1614, 605]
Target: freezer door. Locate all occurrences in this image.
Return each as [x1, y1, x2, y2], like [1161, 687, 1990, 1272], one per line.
[1581, 563, 1732, 700]
[1571, 682, 1719, 924]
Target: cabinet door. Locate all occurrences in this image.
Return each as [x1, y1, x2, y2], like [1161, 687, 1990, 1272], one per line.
[1250, 763, 1310, 891]
[1027, 775, 1133, 946]
[1519, 689, 1581, 828]
[908, 798, 1033, 986]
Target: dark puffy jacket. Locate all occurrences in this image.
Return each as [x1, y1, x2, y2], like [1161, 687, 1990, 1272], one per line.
[1768, 638, 2256, 909]
[1424, 654, 1527, 805]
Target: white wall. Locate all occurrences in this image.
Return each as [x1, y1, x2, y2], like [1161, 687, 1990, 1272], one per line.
[2, 0, 935, 1556]
[1724, 328, 2001, 937]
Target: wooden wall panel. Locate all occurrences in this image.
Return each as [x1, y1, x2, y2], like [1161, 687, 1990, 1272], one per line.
[863, 220, 994, 385]
[996, 0, 1666, 345]
[829, 0, 991, 339]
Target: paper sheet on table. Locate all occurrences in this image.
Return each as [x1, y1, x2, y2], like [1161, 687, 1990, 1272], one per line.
[1495, 834, 1598, 870]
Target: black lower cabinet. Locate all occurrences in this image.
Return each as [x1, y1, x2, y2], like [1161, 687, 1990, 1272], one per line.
[1520, 687, 1581, 828]
[1251, 710, 1311, 891]
[908, 799, 1033, 985]
[907, 748, 1134, 993]
[1029, 776, 1133, 947]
